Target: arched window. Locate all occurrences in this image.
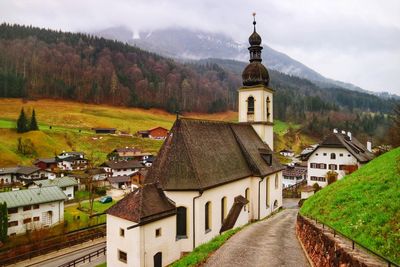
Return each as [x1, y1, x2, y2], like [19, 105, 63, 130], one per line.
[205, 202, 211, 232]
[154, 252, 162, 267]
[273, 200, 278, 209]
[275, 174, 279, 189]
[176, 206, 187, 238]
[244, 188, 250, 213]
[266, 178, 270, 207]
[247, 96, 254, 114]
[330, 153, 336, 160]
[221, 197, 227, 223]
[266, 97, 271, 121]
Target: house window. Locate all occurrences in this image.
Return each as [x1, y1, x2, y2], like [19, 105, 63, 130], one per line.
[23, 218, 32, 224]
[120, 228, 125, 237]
[8, 221, 18, 227]
[310, 176, 326, 182]
[33, 216, 40, 221]
[266, 177, 270, 207]
[33, 204, 39, 209]
[8, 208, 18, 214]
[118, 250, 127, 263]
[221, 197, 227, 223]
[247, 96, 255, 114]
[205, 202, 211, 232]
[339, 153, 343, 157]
[329, 164, 337, 170]
[155, 228, 161, 237]
[330, 153, 336, 160]
[244, 188, 250, 212]
[348, 154, 351, 157]
[23, 205, 31, 211]
[323, 153, 327, 156]
[176, 206, 187, 238]
[315, 153, 319, 156]
[275, 174, 279, 189]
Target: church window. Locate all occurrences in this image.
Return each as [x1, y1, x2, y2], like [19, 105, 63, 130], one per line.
[244, 188, 250, 213]
[221, 197, 227, 223]
[119, 228, 125, 237]
[155, 228, 162, 237]
[176, 206, 187, 239]
[275, 174, 279, 189]
[247, 96, 255, 114]
[266, 178, 270, 207]
[266, 97, 271, 121]
[330, 153, 336, 160]
[205, 202, 212, 232]
[118, 250, 127, 263]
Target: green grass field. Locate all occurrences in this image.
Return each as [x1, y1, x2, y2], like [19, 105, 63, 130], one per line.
[300, 147, 400, 264]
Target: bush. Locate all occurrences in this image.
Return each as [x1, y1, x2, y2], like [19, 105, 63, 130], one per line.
[95, 187, 107, 196]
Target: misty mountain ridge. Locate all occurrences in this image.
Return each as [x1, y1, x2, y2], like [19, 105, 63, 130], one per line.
[94, 26, 398, 98]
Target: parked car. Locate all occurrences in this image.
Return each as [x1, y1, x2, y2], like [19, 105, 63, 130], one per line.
[99, 196, 113, 203]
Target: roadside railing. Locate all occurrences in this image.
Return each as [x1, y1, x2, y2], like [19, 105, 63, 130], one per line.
[59, 246, 106, 267]
[301, 214, 399, 267]
[0, 226, 106, 266]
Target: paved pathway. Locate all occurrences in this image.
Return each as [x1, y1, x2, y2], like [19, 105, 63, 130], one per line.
[204, 203, 310, 267]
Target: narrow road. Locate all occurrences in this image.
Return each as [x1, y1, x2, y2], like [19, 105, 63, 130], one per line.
[204, 204, 310, 267]
[23, 242, 106, 267]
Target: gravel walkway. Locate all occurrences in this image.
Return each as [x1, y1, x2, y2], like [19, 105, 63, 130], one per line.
[203, 207, 310, 267]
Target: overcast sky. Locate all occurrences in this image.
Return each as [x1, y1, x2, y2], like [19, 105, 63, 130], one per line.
[1, 0, 400, 94]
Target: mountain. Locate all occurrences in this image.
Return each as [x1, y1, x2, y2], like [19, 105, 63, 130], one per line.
[95, 26, 375, 95]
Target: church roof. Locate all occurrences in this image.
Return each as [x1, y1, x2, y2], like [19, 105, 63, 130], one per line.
[145, 118, 284, 191]
[106, 183, 176, 224]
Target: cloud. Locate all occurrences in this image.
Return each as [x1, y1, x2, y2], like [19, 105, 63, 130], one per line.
[1, 0, 399, 94]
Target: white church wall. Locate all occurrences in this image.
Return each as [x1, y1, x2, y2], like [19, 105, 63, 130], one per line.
[107, 215, 141, 267]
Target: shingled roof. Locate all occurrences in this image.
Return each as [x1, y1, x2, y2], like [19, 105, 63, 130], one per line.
[145, 118, 284, 191]
[106, 183, 176, 224]
[311, 133, 375, 163]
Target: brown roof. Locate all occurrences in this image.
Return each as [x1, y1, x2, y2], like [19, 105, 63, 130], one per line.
[107, 183, 176, 224]
[283, 166, 307, 177]
[145, 118, 284, 191]
[108, 175, 131, 183]
[309, 133, 375, 163]
[101, 160, 144, 169]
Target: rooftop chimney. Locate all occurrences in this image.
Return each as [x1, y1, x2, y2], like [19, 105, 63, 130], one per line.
[347, 131, 352, 140]
[367, 141, 372, 152]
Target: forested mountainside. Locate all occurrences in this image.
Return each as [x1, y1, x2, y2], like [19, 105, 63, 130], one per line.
[0, 23, 398, 141]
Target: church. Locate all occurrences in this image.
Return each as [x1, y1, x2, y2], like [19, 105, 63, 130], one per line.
[106, 17, 284, 267]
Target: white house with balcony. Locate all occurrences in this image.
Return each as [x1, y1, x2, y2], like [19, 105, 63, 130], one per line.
[28, 176, 78, 200]
[306, 130, 374, 187]
[0, 186, 67, 236]
[0, 166, 56, 186]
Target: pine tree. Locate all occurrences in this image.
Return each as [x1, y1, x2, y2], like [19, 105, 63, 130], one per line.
[0, 202, 7, 243]
[16, 108, 28, 133]
[29, 109, 39, 131]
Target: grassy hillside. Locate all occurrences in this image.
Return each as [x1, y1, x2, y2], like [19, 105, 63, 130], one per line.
[300, 147, 400, 264]
[0, 98, 309, 166]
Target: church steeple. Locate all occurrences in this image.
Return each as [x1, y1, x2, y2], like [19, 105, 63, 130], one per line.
[238, 13, 274, 149]
[242, 13, 270, 87]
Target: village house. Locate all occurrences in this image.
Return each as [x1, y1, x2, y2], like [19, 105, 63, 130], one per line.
[0, 166, 56, 186]
[137, 126, 169, 139]
[100, 160, 144, 177]
[92, 127, 117, 134]
[57, 152, 88, 171]
[0, 186, 67, 236]
[33, 158, 58, 171]
[109, 147, 152, 162]
[282, 166, 307, 188]
[306, 130, 375, 187]
[106, 19, 284, 267]
[279, 149, 294, 157]
[28, 176, 78, 200]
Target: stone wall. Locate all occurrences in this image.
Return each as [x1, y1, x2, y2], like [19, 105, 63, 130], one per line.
[296, 214, 386, 267]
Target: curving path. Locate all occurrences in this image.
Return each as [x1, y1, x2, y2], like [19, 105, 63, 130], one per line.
[203, 202, 310, 267]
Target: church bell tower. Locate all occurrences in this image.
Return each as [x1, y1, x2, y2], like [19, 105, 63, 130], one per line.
[239, 14, 274, 150]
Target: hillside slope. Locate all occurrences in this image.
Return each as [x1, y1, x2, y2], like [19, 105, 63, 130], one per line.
[300, 147, 400, 263]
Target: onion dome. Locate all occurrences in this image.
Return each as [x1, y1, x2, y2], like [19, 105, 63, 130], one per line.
[242, 13, 270, 87]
